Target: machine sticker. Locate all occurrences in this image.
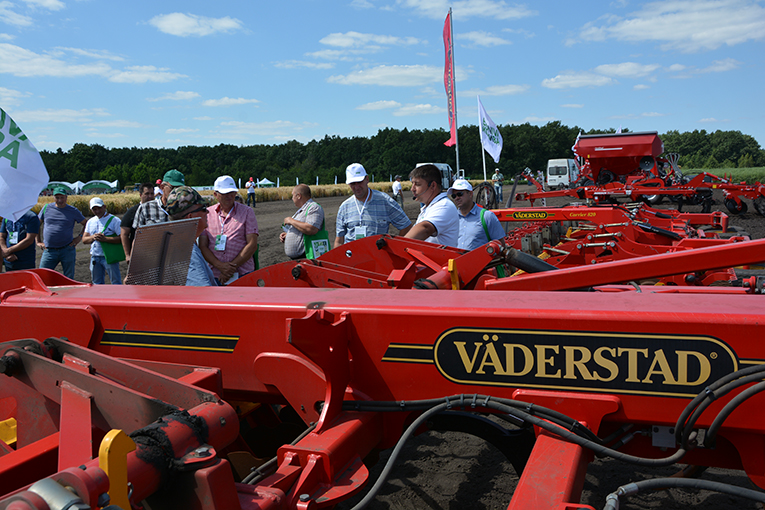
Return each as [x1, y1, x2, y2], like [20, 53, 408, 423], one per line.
[510, 211, 550, 220]
[383, 328, 740, 398]
[102, 329, 239, 353]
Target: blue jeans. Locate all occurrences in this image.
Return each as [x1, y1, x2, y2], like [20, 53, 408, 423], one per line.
[246, 193, 256, 207]
[40, 245, 76, 279]
[494, 183, 503, 203]
[90, 255, 122, 285]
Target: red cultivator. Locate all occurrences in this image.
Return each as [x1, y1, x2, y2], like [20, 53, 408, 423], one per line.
[515, 132, 765, 215]
[2, 193, 765, 510]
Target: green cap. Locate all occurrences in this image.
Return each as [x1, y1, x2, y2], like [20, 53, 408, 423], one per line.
[162, 169, 185, 187]
[166, 186, 208, 219]
[52, 186, 68, 196]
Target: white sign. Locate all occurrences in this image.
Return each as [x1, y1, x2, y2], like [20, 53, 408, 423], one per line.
[478, 96, 502, 164]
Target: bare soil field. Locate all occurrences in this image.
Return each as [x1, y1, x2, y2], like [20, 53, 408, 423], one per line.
[23, 184, 765, 510]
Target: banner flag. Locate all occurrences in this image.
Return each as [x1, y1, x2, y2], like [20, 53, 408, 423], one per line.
[443, 10, 457, 147]
[0, 108, 49, 221]
[477, 96, 502, 163]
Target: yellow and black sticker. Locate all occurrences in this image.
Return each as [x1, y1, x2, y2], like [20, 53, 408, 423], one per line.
[102, 329, 238, 353]
[510, 211, 550, 220]
[384, 328, 741, 398]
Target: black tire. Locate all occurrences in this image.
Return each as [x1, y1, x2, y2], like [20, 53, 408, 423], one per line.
[474, 181, 497, 209]
[724, 198, 748, 215]
[754, 196, 765, 216]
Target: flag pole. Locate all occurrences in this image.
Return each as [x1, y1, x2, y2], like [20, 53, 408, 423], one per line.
[449, 8, 460, 174]
[478, 95, 487, 181]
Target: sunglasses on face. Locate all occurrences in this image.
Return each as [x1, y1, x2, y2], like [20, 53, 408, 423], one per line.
[450, 192, 464, 199]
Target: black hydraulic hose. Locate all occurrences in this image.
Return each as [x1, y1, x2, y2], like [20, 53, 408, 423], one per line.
[705, 380, 765, 448]
[504, 247, 557, 273]
[603, 477, 765, 510]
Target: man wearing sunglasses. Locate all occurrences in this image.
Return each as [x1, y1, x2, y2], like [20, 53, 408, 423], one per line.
[166, 186, 217, 287]
[448, 179, 506, 250]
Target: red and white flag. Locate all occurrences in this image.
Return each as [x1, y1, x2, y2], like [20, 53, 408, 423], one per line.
[443, 11, 457, 147]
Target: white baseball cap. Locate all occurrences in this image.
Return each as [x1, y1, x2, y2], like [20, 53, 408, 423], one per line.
[346, 163, 367, 184]
[448, 179, 473, 193]
[214, 175, 238, 194]
[89, 197, 105, 209]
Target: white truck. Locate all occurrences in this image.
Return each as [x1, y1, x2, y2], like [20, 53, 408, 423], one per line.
[546, 159, 579, 190]
[415, 163, 459, 190]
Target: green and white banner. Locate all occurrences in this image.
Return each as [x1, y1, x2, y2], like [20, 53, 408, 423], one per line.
[0, 108, 49, 221]
[478, 96, 503, 164]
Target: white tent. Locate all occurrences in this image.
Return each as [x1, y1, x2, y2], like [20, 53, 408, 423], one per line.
[257, 178, 275, 188]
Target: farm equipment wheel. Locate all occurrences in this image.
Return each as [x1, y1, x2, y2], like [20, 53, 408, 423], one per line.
[474, 181, 497, 209]
[640, 182, 663, 205]
[754, 196, 765, 216]
[724, 198, 748, 215]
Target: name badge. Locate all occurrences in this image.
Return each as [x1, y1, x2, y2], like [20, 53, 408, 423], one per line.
[215, 234, 227, 251]
[354, 226, 367, 240]
[8, 232, 19, 245]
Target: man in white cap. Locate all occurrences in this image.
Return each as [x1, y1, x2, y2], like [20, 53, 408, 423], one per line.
[405, 164, 459, 247]
[449, 179, 506, 250]
[82, 197, 122, 284]
[199, 175, 259, 284]
[334, 163, 411, 248]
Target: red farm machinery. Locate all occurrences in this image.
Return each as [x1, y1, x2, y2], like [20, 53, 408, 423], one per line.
[2, 191, 765, 510]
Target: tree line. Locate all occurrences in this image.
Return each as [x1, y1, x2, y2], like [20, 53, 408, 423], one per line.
[40, 123, 765, 189]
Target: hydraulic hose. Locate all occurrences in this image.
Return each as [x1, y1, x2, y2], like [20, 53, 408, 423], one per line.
[504, 247, 557, 273]
[603, 477, 765, 510]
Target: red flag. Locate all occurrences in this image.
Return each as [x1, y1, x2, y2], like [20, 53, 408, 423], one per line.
[443, 11, 456, 147]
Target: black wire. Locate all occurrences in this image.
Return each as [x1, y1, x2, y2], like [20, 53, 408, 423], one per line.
[604, 477, 765, 510]
[705, 380, 765, 448]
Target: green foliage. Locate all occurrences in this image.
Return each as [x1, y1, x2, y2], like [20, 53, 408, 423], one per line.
[39, 125, 765, 186]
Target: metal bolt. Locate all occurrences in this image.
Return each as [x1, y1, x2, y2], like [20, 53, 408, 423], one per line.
[346, 250, 352, 258]
[299, 494, 311, 502]
[220, 417, 226, 426]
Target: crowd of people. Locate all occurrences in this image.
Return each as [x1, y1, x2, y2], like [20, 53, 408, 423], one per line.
[0, 164, 506, 285]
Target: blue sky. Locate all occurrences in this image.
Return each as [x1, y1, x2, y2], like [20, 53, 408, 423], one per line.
[2, 0, 764, 153]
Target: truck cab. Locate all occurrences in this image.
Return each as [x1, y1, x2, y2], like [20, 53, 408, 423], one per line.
[546, 159, 578, 190]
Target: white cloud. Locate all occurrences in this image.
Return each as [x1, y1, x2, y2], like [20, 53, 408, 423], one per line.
[0, 33, 14, 40]
[357, 100, 402, 110]
[54, 47, 125, 62]
[0, 43, 112, 77]
[468, 84, 529, 96]
[320, 31, 421, 48]
[147, 91, 201, 102]
[218, 120, 301, 136]
[148, 13, 244, 37]
[572, 0, 765, 52]
[561, 104, 584, 108]
[541, 72, 616, 89]
[109, 66, 186, 83]
[0, 1, 33, 26]
[0, 86, 29, 106]
[350, 0, 374, 8]
[194, 116, 213, 121]
[459, 31, 511, 47]
[594, 62, 660, 78]
[633, 84, 650, 90]
[328, 64, 450, 86]
[397, 0, 537, 20]
[202, 97, 260, 107]
[274, 60, 335, 69]
[85, 120, 144, 128]
[23, 0, 64, 10]
[698, 58, 740, 73]
[12, 108, 109, 123]
[392, 103, 444, 116]
[166, 128, 198, 134]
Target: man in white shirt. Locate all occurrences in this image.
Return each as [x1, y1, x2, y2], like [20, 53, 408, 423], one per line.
[245, 177, 257, 207]
[391, 175, 404, 208]
[405, 164, 459, 247]
[82, 197, 122, 284]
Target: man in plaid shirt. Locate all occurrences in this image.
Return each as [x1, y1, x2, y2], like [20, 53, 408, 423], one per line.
[334, 163, 411, 248]
[132, 169, 186, 231]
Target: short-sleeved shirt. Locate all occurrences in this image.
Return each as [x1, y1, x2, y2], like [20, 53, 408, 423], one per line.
[415, 192, 459, 247]
[392, 181, 402, 195]
[121, 203, 140, 242]
[246, 181, 256, 194]
[39, 204, 86, 249]
[1, 211, 40, 267]
[458, 204, 505, 251]
[492, 172, 504, 185]
[200, 202, 258, 277]
[187, 243, 217, 286]
[285, 199, 324, 259]
[85, 213, 121, 257]
[336, 189, 411, 241]
[133, 197, 170, 229]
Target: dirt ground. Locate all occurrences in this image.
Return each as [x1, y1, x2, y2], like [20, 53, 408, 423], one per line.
[26, 185, 765, 510]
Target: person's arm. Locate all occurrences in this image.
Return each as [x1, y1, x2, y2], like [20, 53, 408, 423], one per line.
[334, 236, 344, 249]
[199, 233, 236, 281]
[397, 225, 412, 236]
[284, 216, 319, 236]
[120, 227, 133, 260]
[82, 221, 96, 245]
[231, 233, 258, 270]
[36, 217, 45, 249]
[70, 219, 87, 246]
[405, 221, 436, 241]
[0, 232, 9, 260]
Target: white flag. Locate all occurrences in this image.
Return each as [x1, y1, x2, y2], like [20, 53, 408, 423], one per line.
[0, 108, 49, 221]
[477, 96, 502, 163]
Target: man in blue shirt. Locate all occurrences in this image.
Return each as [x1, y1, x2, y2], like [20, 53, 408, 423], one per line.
[448, 179, 506, 251]
[37, 187, 87, 279]
[0, 210, 40, 271]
